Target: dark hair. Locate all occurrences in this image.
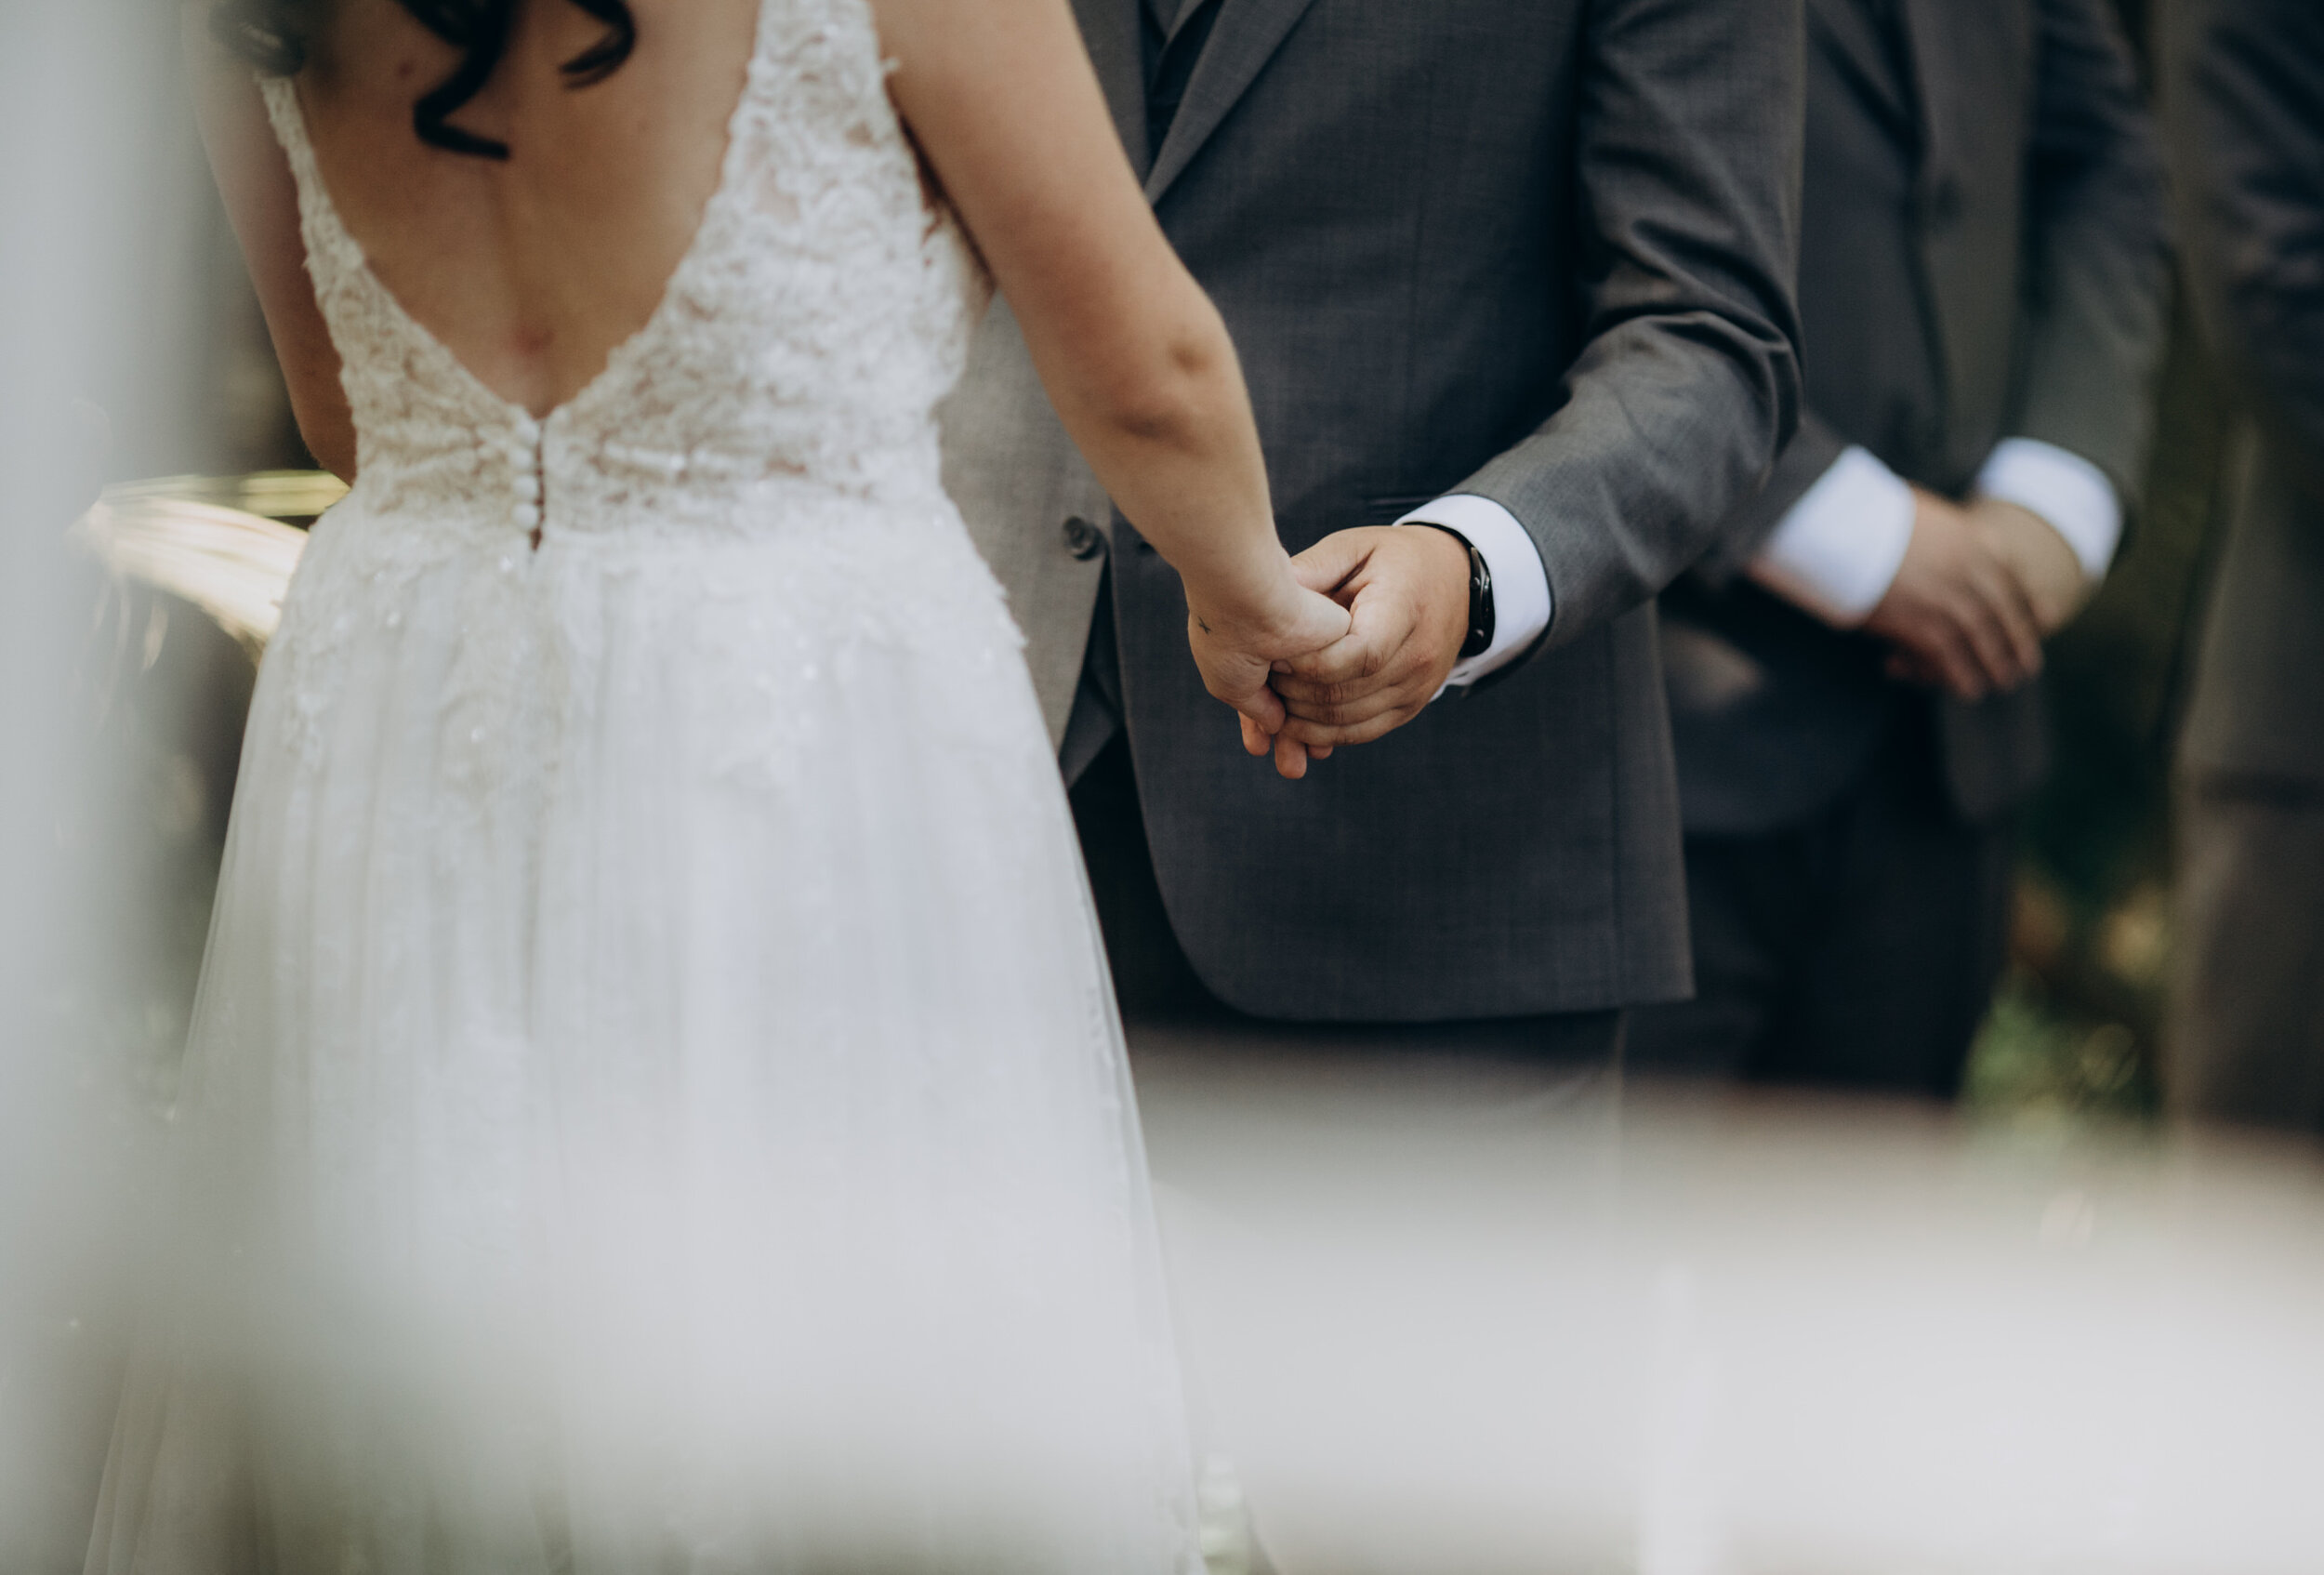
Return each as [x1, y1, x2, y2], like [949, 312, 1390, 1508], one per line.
[212, 0, 637, 160]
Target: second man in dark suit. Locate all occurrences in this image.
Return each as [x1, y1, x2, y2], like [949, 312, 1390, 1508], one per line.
[1631, 0, 2171, 1095]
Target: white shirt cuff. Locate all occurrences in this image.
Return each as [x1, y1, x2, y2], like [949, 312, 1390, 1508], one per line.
[1393, 494, 1553, 690]
[1749, 444, 1916, 627]
[1974, 437, 2122, 580]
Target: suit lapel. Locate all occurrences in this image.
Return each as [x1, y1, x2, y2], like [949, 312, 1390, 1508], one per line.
[1805, 0, 1912, 137]
[1144, 0, 1323, 203]
[1897, 0, 2001, 451]
[1074, 0, 1153, 182]
[1897, 0, 1956, 197]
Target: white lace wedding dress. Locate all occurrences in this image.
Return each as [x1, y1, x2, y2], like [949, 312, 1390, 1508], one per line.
[84, 3, 1198, 1569]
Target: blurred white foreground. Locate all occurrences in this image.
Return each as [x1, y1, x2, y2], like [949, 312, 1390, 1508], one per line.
[1137, 1043, 2324, 1575]
[27, 999, 2324, 1572]
[3, 6, 198, 1571]
[20, 480, 2324, 1568]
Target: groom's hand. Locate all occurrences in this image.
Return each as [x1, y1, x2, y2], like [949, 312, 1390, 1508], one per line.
[1268, 526, 1472, 747]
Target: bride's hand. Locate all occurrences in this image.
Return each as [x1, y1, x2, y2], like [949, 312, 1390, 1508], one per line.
[1184, 566, 1351, 781]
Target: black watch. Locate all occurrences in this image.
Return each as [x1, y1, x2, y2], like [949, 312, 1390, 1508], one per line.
[1413, 523, 1495, 659]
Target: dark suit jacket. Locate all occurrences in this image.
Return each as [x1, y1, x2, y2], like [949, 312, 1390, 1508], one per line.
[2164, 0, 2324, 787]
[1660, 0, 2169, 834]
[942, 0, 1804, 1021]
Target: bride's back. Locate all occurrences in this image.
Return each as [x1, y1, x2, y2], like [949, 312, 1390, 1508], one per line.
[291, 0, 760, 417]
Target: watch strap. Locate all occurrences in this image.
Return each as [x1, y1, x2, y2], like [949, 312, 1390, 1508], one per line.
[1459, 539, 1495, 659]
[1408, 522, 1495, 660]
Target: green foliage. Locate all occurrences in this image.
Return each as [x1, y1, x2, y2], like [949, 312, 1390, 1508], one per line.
[1964, 292, 2233, 1122]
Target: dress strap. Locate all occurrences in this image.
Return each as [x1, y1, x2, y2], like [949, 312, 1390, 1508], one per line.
[255, 74, 366, 277]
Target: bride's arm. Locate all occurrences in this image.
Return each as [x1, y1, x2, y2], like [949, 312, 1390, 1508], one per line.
[873, 0, 1349, 771]
[184, 7, 357, 483]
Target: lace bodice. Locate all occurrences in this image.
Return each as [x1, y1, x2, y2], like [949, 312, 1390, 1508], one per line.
[259, 0, 986, 542]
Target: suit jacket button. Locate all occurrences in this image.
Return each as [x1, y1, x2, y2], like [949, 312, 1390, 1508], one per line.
[1063, 516, 1104, 561]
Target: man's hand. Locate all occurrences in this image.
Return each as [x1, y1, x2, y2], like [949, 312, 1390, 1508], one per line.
[1261, 525, 1473, 749]
[1971, 496, 2091, 636]
[1863, 488, 2047, 701]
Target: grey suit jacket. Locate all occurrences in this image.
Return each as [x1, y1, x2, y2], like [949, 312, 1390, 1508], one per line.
[2164, 0, 2324, 787]
[1660, 0, 2170, 833]
[941, 0, 1805, 1021]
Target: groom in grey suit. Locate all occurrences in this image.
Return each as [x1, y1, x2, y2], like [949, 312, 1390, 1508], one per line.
[943, 0, 1805, 1058]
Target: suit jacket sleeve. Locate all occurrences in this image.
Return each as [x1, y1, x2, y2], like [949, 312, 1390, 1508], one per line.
[1454, 0, 1806, 652]
[1692, 404, 1851, 580]
[2006, 0, 2172, 510]
[2164, 0, 2324, 505]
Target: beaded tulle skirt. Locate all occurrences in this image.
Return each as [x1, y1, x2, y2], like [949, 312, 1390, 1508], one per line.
[83, 482, 1198, 1575]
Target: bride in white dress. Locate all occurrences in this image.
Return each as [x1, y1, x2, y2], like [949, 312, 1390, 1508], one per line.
[87, 0, 1349, 1568]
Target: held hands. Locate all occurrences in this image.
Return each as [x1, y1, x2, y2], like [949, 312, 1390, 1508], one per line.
[1184, 523, 1472, 781]
[1865, 488, 2087, 702]
[1237, 524, 1473, 778]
